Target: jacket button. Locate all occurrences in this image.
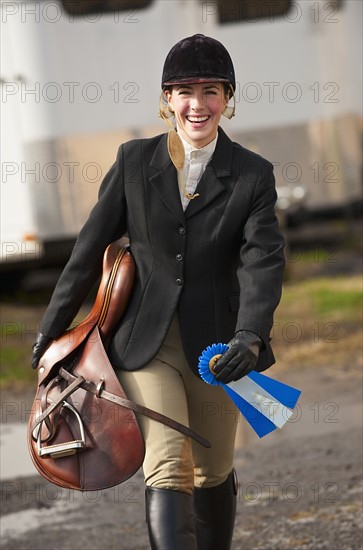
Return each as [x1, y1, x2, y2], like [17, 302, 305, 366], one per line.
[178, 226, 186, 235]
[176, 278, 183, 286]
[176, 253, 183, 261]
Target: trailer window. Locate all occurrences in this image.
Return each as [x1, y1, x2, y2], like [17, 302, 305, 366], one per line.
[61, 0, 153, 16]
[217, 0, 291, 24]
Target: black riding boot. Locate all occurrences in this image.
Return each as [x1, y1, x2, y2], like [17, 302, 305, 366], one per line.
[145, 486, 197, 550]
[193, 470, 238, 550]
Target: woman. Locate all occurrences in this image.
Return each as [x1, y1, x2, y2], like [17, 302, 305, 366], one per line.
[32, 34, 285, 549]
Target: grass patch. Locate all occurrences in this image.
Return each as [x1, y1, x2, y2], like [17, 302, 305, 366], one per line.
[278, 276, 362, 321]
[313, 287, 361, 316]
[0, 304, 90, 390]
[274, 275, 362, 371]
[0, 348, 37, 388]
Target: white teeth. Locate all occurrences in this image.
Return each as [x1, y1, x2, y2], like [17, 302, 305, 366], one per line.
[187, 116, 209, 122]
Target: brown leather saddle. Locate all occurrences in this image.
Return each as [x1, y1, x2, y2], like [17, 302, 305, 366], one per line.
[28, 238, 209, 491]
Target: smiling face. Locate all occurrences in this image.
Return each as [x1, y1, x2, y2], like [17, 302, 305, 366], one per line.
[164, 82, 228, 149]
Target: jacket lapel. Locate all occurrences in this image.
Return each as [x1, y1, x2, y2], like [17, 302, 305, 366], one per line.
[149, 134, 185, 224]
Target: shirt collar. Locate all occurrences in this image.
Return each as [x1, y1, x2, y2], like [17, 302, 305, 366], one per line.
[178, 133, 218, 163]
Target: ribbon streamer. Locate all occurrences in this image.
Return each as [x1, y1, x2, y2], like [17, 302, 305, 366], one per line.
[198, 343, 301, 438]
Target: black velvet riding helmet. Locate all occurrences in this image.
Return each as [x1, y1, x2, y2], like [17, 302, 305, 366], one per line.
[161, 34, 236, 91]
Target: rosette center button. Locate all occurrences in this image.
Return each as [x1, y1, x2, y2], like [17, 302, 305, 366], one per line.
[176, 253, 183, 261]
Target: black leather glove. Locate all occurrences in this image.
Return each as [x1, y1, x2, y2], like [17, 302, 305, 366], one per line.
[31, 333, 53, 369]
[212, 330, 262, 384]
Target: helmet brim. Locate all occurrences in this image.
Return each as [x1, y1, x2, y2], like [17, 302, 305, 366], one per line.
[163, 77, 232, 88]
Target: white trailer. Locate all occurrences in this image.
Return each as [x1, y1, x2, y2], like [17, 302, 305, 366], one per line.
[1, 0, 361, 269]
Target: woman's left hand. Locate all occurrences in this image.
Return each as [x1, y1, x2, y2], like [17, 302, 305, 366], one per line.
[213, 331, 261, 384]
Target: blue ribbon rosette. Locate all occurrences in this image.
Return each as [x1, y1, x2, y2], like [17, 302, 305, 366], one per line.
[198, 343, 301, 438]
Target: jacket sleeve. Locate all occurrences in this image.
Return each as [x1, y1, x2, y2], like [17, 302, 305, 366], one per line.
[40, 144, 127, 338]
[235, 162, 285, 348]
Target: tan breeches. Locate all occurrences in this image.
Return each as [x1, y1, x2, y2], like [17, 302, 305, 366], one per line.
[116, 315, 239, 495]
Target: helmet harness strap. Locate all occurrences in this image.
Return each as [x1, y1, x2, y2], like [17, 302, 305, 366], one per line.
[222, 85, 236, 120]
[159, 94, 185, 171]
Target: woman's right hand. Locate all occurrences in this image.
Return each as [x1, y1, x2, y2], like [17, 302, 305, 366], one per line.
[31, 333, 53, 369]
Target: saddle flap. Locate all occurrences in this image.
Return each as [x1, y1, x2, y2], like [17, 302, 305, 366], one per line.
[37, 239, 135, 386]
